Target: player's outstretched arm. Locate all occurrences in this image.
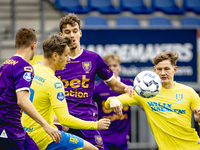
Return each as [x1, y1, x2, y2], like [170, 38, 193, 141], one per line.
[194, 107, 200, 122]
[17, 90, 61, 143]
[109, 98, 123, 116]
[54, 105, 110, 130]
[107, 77, 134, 97]
[97, 118, 111, 130]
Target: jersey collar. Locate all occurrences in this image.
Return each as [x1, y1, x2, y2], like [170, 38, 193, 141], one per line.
[70, 48, 83, 60]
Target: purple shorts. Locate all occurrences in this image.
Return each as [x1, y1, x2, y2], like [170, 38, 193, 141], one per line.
[103, 141, 128, 150]
[0, 132, 39, 150]
[68, 129, 104, 150]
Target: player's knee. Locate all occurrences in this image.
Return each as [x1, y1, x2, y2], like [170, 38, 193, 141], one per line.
[82, 140, 98, 150]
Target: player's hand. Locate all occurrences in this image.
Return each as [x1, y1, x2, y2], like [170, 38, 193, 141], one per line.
[43, 123, 62, 143]
[97, 118, 111, 130]
[124, 85, 134, 97]
[194, 107, 200, 122]
[110, 98, 123, 116]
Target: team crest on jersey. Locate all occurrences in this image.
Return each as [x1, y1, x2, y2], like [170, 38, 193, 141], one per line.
[23, 72, 32, 82]
[82, 62, 91, 73]
[176, 93, 183, 101]
[94, 135, 103, 145]
[54, 82, 63, 89]
[57, 92, 65, 101]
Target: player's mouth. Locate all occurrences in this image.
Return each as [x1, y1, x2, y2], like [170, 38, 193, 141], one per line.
[160, 77, 168, 80]
[73, 39, 76, 44]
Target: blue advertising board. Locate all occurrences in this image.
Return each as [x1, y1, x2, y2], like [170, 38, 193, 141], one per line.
[81, 29, 197, 82]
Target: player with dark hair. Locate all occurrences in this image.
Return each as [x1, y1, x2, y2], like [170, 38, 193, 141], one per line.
[93, 54, 133, 150]
[0, 28, 61, 150]
[55, 13, 134, 149]
[21, 34, 110, 150]
[105, 51, 200, 149]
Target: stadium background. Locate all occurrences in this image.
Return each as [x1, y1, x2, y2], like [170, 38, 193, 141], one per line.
[0, 0, 200, 149]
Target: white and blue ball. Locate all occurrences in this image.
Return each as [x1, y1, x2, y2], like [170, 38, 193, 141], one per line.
[134, 71, 161, 98]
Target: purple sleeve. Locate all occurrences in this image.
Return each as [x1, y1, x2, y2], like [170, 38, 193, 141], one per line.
[14, 64, 33, 91]
[96, 54, 113, 80]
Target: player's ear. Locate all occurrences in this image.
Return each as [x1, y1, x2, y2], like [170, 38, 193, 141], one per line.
[80, 30, 82, 38]
[59, 32, 62, 36]
[52, 52, 58, 61]
[31, 42, 36, 50]
[173, 66, 178, 74]
[154, 66, 156, 72]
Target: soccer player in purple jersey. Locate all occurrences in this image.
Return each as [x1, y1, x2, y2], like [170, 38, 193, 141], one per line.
[93, 54, 133, 150]
[0, 28, 61, 150]
[55, 13, 134, 150]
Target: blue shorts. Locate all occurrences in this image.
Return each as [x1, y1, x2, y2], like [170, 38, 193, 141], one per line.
[68, 129, 104, 150]
[46, 131, 84, 150]
[0, 132, 39, 150]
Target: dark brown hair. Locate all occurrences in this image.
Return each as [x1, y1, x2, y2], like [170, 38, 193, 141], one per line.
[43, 34, 72, 58]
[153, 51, 179, 66]
[59, 13, 81, 32]
[15, 28, 37, 48]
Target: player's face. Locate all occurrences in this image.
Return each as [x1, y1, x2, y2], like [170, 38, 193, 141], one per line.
[154, 60, 177, 88]
[55, 46, 70, 70]
[107, 59, 121, 78]
[60, 23, 82, 51]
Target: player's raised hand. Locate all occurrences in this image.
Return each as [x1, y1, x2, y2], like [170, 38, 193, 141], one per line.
[194, 107, 200, 122]
[43, 123, 62, 143]
[124, 85, 134, 97]
[110, 98, 123, 116]
[97, 118, 111, 130]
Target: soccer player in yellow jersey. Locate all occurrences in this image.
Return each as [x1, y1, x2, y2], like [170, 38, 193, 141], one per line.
[21, 34, 110, 150]
[105, 51, 200, 150]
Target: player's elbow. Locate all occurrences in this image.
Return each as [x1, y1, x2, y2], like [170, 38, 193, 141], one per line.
[17, 98, 25, 108]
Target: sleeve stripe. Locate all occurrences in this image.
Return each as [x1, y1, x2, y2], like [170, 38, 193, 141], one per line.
[104, 74, 114, 82]
[16, 87, 30, 93]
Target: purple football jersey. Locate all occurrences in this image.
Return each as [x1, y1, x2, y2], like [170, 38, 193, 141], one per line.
[55, 49, 113, 121]
[0, 55, 34, 139]
[93, 78, 133, 144]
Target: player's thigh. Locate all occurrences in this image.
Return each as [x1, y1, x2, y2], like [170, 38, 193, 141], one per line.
[0, 137, 10, 150]
[69, 129, 104, 150]
[103, 141, 128, 150]
[23, 133, 39, 150]
[46, 131, 84, 150]
[82, 140, 98, 150]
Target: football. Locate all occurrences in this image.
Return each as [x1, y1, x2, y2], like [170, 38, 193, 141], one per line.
[134, 71, 161, 98]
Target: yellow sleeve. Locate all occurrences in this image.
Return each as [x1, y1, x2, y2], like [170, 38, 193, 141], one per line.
[190, 88, 200, 111]
[105, 93, 140, 109]
[53, 104, 98, 130]
[49, 81, 98, 130]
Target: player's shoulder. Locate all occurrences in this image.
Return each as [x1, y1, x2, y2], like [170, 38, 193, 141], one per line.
[176, 82, 195, 91]
[83, 49, 101, 58]
[12, 56, 33, 72]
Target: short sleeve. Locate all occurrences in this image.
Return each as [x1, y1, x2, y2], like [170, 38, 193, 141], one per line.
[96, 54, 113, 81]
[190, 89, 200, 110]
[14, 64, 33, 92]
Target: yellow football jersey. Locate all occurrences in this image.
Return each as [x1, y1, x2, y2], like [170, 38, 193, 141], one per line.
[21, 64, 97, 150]
[106, 82, 200, 150]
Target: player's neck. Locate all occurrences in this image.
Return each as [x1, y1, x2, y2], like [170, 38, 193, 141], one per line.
[162, 81, 175, 89]
[41, 58, 55, 73]
[15, 48, 31, 62]
[69, 46, 82, 57]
